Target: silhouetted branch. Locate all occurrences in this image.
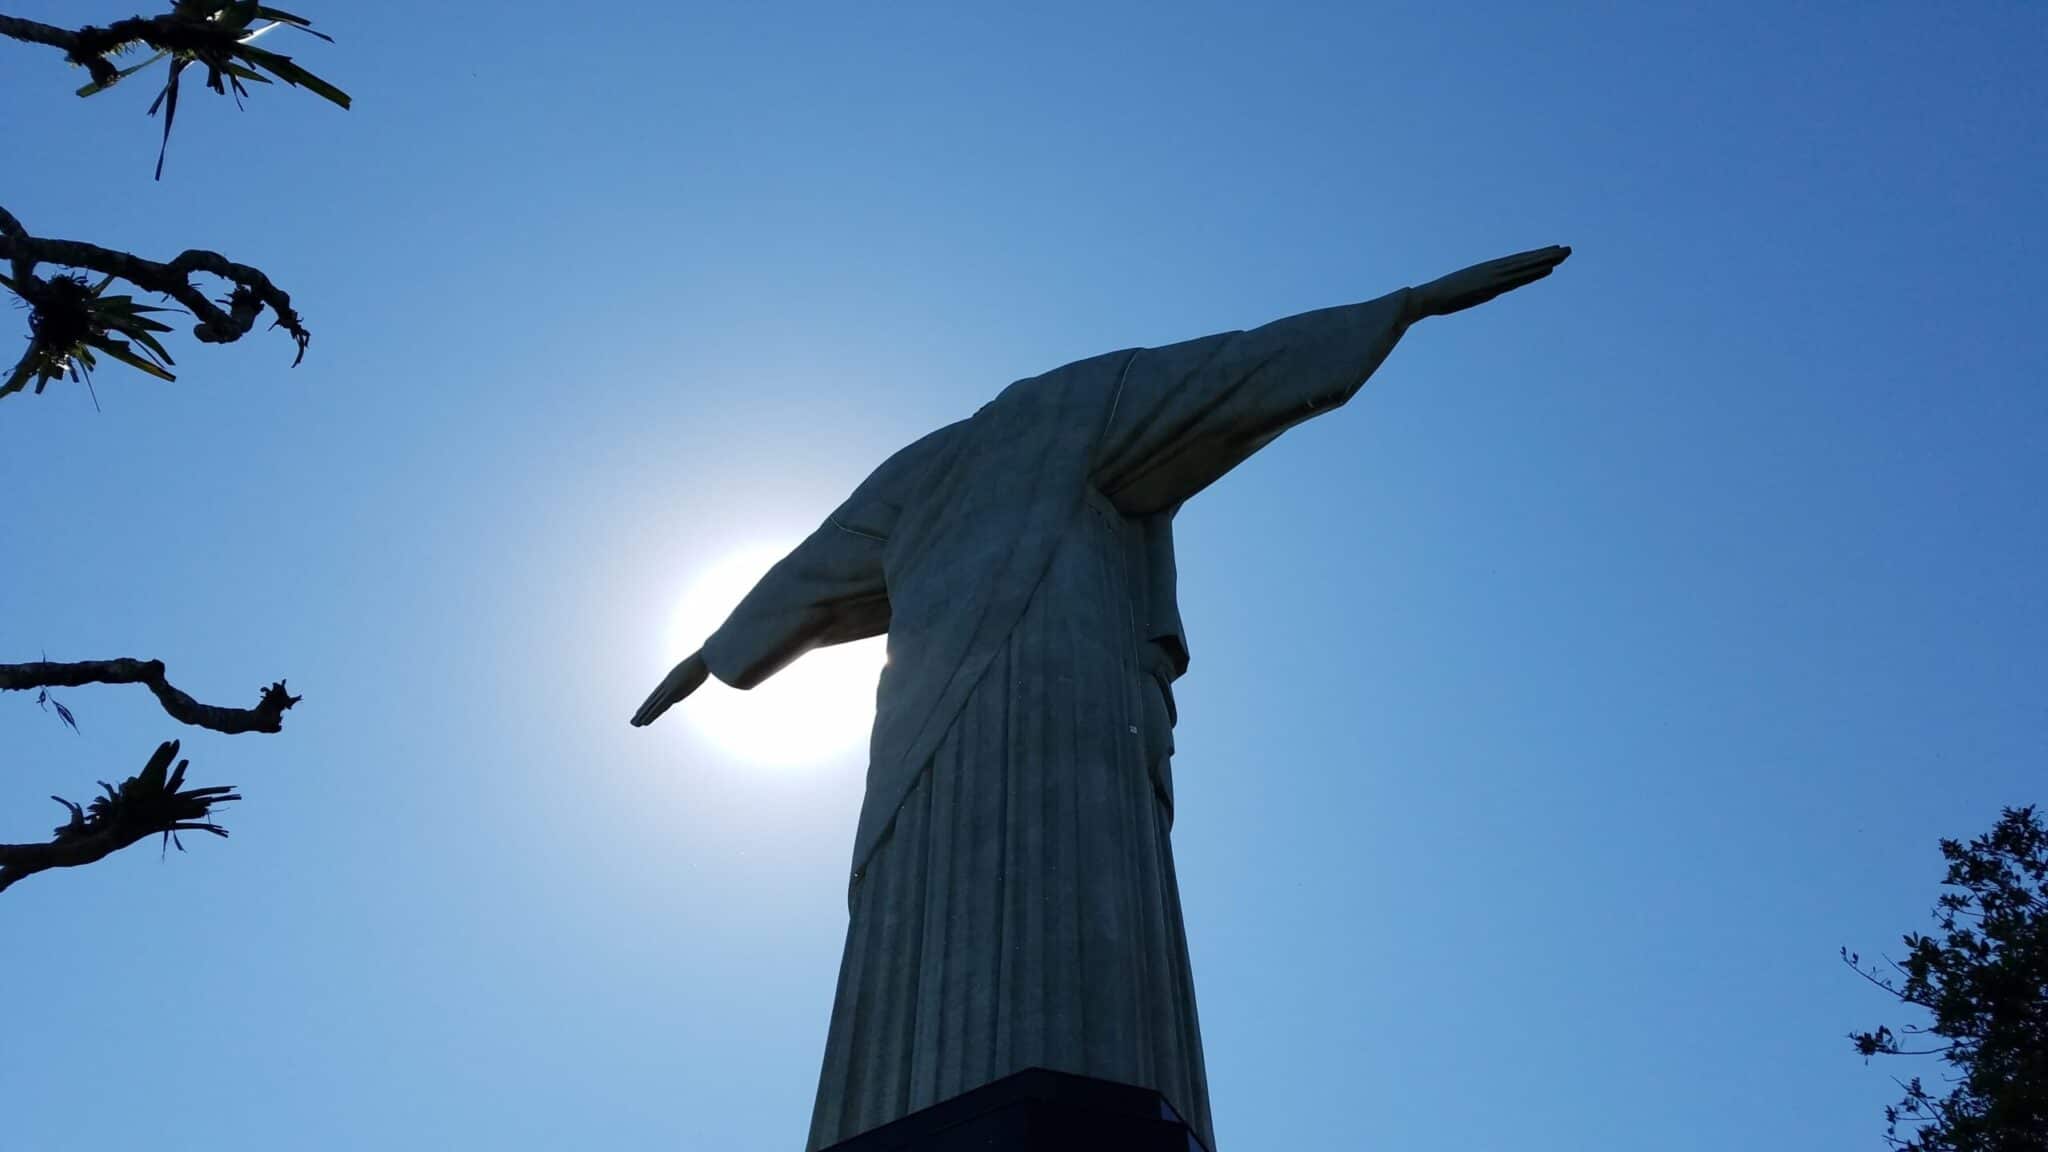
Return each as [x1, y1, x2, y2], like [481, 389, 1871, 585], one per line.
[2, 5, 350, 179]
[0, 13, 168, 86]
[0, 14, 85, 57]
[2, 7, 341, 88]
[1, 658, 299, 734]
[0, 740, 238, 894]
[0, 206, 310, 387]
[1841, 948, 1938, 1009]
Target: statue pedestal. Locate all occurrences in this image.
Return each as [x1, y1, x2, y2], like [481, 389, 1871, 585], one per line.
[818, 1067, 1211, 1152]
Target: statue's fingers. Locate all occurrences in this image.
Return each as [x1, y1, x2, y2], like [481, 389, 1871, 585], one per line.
[1504, 257, 1560, 290]
[632, 684, 677, 727]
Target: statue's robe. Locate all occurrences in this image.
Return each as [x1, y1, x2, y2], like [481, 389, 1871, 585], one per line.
[700, 287, 1420, 1151]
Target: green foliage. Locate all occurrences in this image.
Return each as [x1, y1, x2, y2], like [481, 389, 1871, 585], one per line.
[70, 2, 351, 179]
[1846, 806, 2048, 1151]
[0, 271, 178, 401]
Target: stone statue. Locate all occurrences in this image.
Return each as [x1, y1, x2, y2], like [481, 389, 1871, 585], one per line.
[633, 246, 1572, 1150]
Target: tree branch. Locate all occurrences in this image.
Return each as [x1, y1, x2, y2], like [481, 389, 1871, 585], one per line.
[0, 740, 238, 894]
[0, 14, 80, 55]
[0, 658, 299, 735]
[2, 9, 308, 89]
[1843, 950, 1938, 1009]
[0, 12, 194, 89]
[0, 206, 310, 366]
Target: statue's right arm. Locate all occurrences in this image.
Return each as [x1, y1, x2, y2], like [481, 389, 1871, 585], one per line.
[1094, 245, 1571, 517]
[1092, 288, 1418, 516]
[1407, 246, 1571, 321]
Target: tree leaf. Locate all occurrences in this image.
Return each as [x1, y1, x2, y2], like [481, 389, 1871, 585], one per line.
[75, 49, 171, 98]
[254, 7, 333, 41]
[236, 45, 351, 109]
[122, 327, 178, 366]
[2, 354, 39, 399]
[151, 61, 190, 181]
[88, 337, 178, 382]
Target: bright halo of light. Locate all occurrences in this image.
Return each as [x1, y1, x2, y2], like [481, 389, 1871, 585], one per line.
[665, 542, 884, 767]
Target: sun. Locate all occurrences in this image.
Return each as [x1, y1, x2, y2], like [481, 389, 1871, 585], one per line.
[664, 542, 885, 767]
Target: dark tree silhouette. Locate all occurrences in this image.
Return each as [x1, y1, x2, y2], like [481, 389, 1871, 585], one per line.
[0, 3, 345, 894]
[1845, 806, 2048, 1151]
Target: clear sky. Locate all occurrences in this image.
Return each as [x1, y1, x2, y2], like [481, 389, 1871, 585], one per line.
[3, 3, 2043, 1149]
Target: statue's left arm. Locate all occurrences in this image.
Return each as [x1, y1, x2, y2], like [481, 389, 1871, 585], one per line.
[632, 424, 959, 726]
[1095, 245, 1569, 516]
[697, 427, 967, 690]
[630, 517, 890, 727]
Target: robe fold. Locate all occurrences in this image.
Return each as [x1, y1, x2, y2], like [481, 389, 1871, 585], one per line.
[699, 287, 1418, 1150]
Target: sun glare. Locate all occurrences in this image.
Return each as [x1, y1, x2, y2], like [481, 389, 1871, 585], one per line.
[665, 543, 884, 767]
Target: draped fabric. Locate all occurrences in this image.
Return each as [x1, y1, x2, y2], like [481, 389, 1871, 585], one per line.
[806, 487, 1208, 1150]
[696, 288, 1419, 1151]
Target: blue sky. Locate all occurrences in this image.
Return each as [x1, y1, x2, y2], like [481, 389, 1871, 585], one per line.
[3, 2, 2043, 1148]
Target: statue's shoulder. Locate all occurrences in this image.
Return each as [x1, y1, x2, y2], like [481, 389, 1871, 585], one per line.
[979, 346, 1144, 427]
[833, 420, 968, 531]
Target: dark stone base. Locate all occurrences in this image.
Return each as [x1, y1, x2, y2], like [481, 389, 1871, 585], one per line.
[818, 1068, 1211, 1152]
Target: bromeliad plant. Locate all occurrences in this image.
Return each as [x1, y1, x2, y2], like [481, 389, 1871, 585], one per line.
[0, 3, 350, 178]
[69, 2, 352, 178]
[0, 271, 178, 401]
[0, 741, 242, 894]
[0, 202, 314, 406]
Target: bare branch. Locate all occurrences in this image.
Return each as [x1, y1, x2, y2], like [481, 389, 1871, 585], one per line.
[1, 12, 201, 89]
[1842, 950, 1936, 1009]
[0, 14, 85, 57]
[0, 658, 299, 735]
[1, 204, 33, 284]
[0, 740, 238, 894]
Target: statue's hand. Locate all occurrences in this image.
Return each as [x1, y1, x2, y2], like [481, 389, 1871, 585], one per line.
[631, 650, 710, 727]
[1411, 245, 1571, 320]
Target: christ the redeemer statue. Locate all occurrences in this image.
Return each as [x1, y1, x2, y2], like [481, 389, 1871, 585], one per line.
[633, 245, 1572, 1150]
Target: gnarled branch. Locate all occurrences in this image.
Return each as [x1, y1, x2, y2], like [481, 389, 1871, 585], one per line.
[1, 658, 299, 735]
[0, 739, 238, 894]
[0, 206, 310, 367]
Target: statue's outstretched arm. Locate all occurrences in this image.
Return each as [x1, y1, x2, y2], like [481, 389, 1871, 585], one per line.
[632, 650, 709, 728]
[1408, 246, 1571, 321]
[629, 426, 959, 727]
[1095, 245, 1571, 516]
